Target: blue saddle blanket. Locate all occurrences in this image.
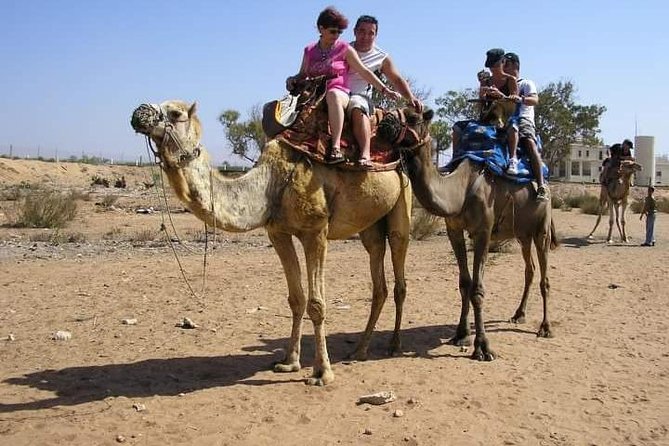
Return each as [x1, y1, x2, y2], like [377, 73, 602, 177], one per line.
[446, 121, 549, 184]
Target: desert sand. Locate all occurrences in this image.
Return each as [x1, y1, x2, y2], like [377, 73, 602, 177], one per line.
[0, 158, 667, 445]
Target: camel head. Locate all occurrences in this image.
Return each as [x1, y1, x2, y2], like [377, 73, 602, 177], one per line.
[377, 106, 434, 151]
[619, 160, 642, 177]
[130, 100, 203, 168]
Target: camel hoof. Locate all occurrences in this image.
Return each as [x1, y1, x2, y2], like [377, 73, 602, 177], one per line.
[348, 349, 368, 362]
[471, 349, 496, 361]
[388, 339, 402, 357]
[305, 369, 334, 386]
[510, 315, 526, 324]
[587, 234, 595, 240]
[537, 324, 553, 338]
[273, 362, 300, 373]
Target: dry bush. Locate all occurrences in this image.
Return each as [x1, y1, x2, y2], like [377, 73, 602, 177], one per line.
[99, 194, 119, 209]
[69, 189, 92, 202]
[8, 190, 78, 228]
[103, 226, 123, 240]
[488, 239, 517, 253]
[91, 175, 110, 187]
[28, 230, 86, 244]
[128, 228, 156, 242]
[411, 208, 442, 240]
[578, 195, 603, 215]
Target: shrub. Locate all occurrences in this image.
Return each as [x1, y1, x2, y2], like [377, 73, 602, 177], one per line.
[629, 199, 644, 213]
[10, 190, 78, 228]
[579, 195, 603, 215]
[129, 228, 156, 242]
[29, 230, 87, 244]
[99, 194, 119, 209]
[103, 226, 123, 240]
[411, 208, 442, 240]
[658, 197, 669, 213]
[91, 175, 110, 187]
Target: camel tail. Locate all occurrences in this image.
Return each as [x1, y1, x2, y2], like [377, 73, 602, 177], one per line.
[549, 219, 560, 250]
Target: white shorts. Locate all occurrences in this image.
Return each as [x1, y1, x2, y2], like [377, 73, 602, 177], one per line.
[347, 94, 374, 117]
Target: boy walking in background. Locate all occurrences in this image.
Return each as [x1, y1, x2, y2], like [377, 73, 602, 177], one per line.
[640, 186, 657, 246]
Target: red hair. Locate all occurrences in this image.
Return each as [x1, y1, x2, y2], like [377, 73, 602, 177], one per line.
[317, 6, 348, 29]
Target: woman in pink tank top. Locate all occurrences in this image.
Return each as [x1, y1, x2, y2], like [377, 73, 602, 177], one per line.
[287, 7, 401, 163]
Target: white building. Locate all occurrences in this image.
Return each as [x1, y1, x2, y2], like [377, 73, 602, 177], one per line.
[550, 136, 664, 185]
[550, 142, 607, 184]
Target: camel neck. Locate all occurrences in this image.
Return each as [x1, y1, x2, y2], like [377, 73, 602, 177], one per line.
[163, 150, 273, 232]
[404, 145, 472, 217]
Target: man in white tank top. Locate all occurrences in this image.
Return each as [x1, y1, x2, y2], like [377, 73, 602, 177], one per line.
[347, 15, 422, 167]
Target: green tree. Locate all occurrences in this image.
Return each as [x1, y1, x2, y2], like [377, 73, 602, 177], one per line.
[218, 104, 266, 164]
[432, 88, 480, 162]
[535, 80, 606, 166]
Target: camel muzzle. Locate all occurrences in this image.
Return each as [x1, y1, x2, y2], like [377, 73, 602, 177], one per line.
[130, 103, 163, 135]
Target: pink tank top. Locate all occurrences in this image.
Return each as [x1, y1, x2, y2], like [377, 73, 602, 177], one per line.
[304, 40, 350, 93]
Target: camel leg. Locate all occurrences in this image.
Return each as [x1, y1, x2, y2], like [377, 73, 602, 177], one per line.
[510, 238, 534, 324]
[620, 200, 629, 242]
[387, 195, 411, 356]
[352, 221, 389, 361]
[300, 230, 335, 386]
[267, 231, 306, 373]
[588, 188, 607, 239]
[534, 229, 553, 338]
[613, 204, 624, 242]
[606, 204, 615, 243]
[470, 232, 495, 361]
[446, 228, 473, 346]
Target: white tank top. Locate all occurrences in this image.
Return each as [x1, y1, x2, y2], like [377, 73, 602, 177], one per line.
[348, 44, 388, 96]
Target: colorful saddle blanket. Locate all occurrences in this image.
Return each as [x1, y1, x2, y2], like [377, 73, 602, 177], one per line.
[272, 79, 400, 172]
[446, 120, 549, 184]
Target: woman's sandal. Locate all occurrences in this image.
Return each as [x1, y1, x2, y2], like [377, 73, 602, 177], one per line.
[357, 157, 374, 169]
[327, 146, 346, 164]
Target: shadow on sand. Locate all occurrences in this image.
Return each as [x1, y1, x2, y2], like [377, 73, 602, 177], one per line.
[0, 320, 539, 414]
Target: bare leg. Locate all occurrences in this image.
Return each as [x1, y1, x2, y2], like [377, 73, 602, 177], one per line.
[523, 138, 544, 187]
[351, 108, 372, 161]
[507, 127, 518, 160]
[326, 90, 349, 150]
[267, 230, 306, 373]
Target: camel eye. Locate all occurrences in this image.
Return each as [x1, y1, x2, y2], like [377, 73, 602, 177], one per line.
[168, 110, 184, 121]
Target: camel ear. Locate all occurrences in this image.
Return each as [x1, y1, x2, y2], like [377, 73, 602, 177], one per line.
[188, 101, 198, 118]
[423, 108, 434, 122]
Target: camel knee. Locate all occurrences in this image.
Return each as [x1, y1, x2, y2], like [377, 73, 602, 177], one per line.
[307, 299, 326, 324]
[393, 279, 407, 305]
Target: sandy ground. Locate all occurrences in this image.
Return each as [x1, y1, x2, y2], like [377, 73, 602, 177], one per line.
[0, 159, 667, 446]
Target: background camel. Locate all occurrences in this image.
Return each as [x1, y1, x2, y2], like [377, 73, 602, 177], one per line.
[130, 100, 412, 386]
[587, 160, 642, 243]
[379, 107, 557, 361]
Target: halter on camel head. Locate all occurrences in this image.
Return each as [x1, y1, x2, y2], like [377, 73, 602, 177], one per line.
[377, 106, 434, 151]
[130, 101, 202, 168]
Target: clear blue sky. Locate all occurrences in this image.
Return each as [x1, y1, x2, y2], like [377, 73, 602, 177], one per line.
[1, 0, 667, 165]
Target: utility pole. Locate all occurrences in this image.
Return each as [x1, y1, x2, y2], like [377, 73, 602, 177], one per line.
[9, 144, 12, 158]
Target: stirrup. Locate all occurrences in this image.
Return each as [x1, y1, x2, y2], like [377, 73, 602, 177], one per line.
[326, 146, 346, 164]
